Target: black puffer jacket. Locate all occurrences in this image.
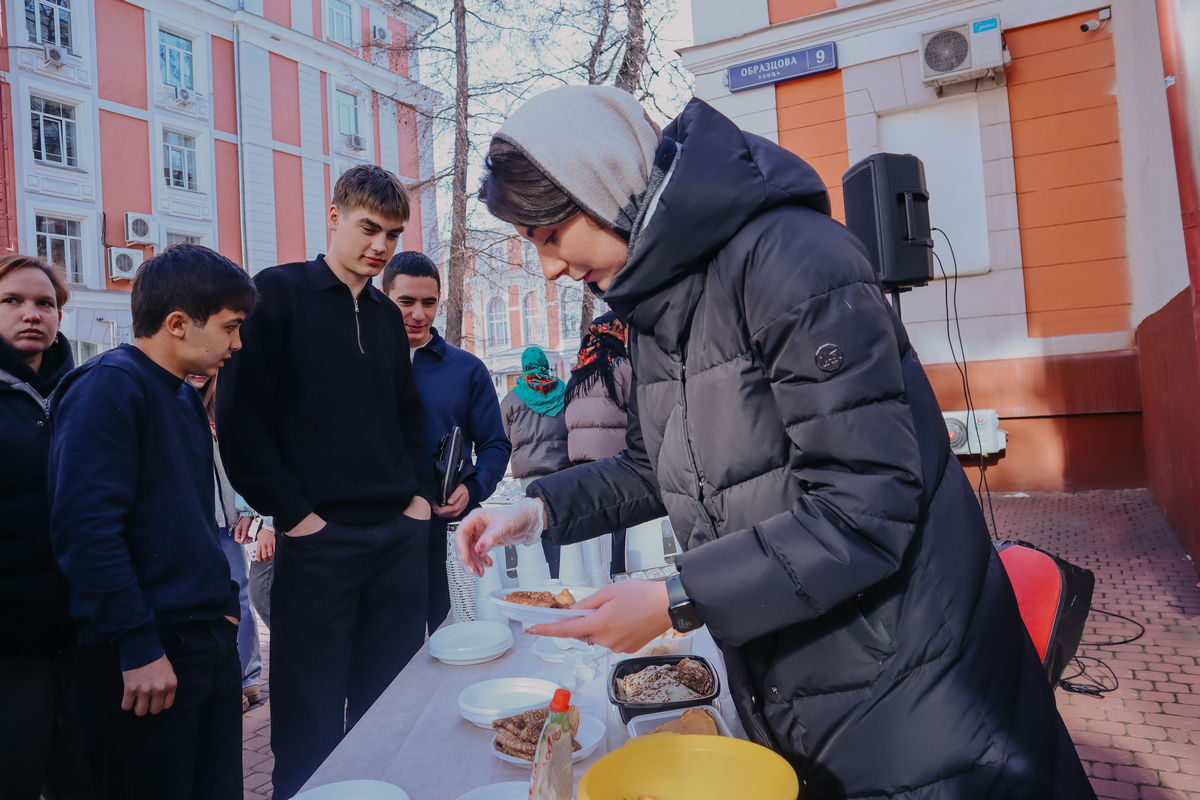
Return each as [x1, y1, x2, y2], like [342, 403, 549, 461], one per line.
[528, 99, 1093, 798]
[0, 335, 74, 656]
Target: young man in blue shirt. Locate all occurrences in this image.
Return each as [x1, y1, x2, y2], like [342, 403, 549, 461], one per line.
[382, 252, 511, 631]
[218, 167, 434, 798]
[48, 245, 257, 800]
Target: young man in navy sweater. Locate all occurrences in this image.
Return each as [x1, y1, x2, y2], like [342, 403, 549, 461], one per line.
[48, 245, 257, 800]
[217, 166, 434, 799]
[382, 252, 511, 632]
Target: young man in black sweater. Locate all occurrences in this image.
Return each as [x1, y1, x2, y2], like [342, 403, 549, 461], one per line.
[48, 245, 257, 800]
[217, 165, 434, 799]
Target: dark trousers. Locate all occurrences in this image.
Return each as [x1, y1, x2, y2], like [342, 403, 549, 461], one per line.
[270, 514, 429, 799]
[0, 654, 66, 800]
[57, 619, 242, 800]
[427, 516, 451, 633]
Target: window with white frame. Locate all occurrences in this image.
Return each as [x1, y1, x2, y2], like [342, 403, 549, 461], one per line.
[327, 0, 354, 46]
[30, 95, 78, 168]
[26, 0, 73, 51]
[559, 286, 581, 338]
[487, 296, 509, 350]
[35, 214, 83, 284]
[166, 232, 202, 247]
[522, 291, 546, 345]
[158, 31, 194, 91]
[71, 339, 100, 364]
[335, 90, 360, 137]
[162, 130, 198, 191]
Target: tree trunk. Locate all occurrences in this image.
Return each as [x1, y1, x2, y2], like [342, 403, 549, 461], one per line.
[579, 283, 595, 338]
[444, 0, 469, 347]
[615, 0, 645, 94]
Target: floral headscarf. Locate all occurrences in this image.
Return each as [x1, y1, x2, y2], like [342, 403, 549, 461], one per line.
[513, 346, 566, 416]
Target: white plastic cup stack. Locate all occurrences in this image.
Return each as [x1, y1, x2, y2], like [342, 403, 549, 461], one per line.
[514, 541, 552, 587]
[557, 542, 588, 587]
[475, 556, 506, 623]
[583, 536, 610, 589]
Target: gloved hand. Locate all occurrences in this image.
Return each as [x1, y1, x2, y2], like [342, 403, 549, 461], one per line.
[455, 498, 545, 576]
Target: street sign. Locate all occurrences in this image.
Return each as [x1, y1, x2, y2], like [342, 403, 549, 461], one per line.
[727, 42, 838, 93]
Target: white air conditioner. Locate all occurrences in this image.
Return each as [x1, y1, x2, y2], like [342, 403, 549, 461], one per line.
[109, 247, 143, 281]
[370, 24, 390, 43]
[921, 17, 1008, 91]
[943, 409, 1007, 456]
[173, 86, 194, 105]
[343, 133, 366, 151]
[124, 213, 158, 245]
[43, 45, 66, 68]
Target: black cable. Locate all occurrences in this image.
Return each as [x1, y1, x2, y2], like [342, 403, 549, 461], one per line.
[1083, 608, 1146, 647]
[1057, 608, 1145, 696]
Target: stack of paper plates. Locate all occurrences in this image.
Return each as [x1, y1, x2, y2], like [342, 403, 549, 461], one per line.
[457, 677, 560, 728]
[429, 621, 513, 666]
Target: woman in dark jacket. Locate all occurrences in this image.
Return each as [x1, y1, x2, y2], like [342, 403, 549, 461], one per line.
[457, 86, 1094, 799]
[0, 254, 75, 799]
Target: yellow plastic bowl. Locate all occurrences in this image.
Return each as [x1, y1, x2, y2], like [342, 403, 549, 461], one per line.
[578, 734, 800, 800]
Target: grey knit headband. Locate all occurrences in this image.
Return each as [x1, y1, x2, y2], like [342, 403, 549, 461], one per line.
[495, 85, 660, 239]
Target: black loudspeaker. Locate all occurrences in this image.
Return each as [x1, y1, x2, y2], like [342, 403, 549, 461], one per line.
[842, 153, 934, 289]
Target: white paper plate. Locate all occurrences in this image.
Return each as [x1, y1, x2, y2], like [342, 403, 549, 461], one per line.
[435, 650, 511, 667]
[458, 677, 560, 728]
[531, 636, 606, 664]
[293, 780, 410, 799]
[455, 782, 530, 800]
[489, 713, 606, 768]
[430, 621, 513, 665]
[487, 586, 597, 625]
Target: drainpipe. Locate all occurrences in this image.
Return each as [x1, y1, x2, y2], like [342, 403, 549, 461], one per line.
[233, 19, 250, 272]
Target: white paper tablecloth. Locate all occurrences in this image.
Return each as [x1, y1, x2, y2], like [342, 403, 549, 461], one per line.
[301, 624, 744, 799]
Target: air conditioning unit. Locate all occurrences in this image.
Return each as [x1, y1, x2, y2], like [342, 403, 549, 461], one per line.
[43, 45, 66, 68]
[370, 24, 390, 43]
[343, 133, 366, 151]
[943, 409, 1007, 456]
[124, 213, 158, 245]
[173, 86, 194, 105]
[109, 247, 143, 281]
[921, 17, 1008, 91]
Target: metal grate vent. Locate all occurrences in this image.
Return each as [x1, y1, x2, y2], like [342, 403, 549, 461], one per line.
[924, 29, 970, 73]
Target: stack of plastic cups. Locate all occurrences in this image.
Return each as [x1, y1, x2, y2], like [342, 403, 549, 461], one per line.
[557, 542, 589, 587]
[514, 541, 552, 588]
[583, 536, 610, 588]
[474, 555, 506, 623]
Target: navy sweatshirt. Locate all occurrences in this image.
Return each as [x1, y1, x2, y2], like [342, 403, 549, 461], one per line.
[48, 344, 238, 670]
[412, 328, 511, 512]
[216, 257, 433, 531]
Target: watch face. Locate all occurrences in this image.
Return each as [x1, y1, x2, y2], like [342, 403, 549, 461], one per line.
[670, 605, 703, 633]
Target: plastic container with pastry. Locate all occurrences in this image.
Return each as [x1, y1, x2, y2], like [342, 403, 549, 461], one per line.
[607, 654, 720, 723]
[626, 625, 699, 658]
[624, 705, 732, 739]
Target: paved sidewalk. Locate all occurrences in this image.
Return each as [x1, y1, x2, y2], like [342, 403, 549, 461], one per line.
[242, 489, 1200, 799]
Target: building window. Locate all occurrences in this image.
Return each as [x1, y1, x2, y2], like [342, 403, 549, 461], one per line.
[30, 96, 77, 168]
[328, 0, 354, 46]
[335, 90, 360, 136]
[71, 339, 100, 364]
[35, 215, 82, 284]
[522, 291, 546, 345]
[166, 232, 202, 247]
[559, 286, 581, 338]
[158, 31, 194, 91]
[163, 131, 198, 191]
[26, 0, 72, 51]
[487, 296, 509, 349]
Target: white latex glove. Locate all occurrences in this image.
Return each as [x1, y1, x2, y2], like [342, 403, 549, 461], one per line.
[455, 499, 545, 576]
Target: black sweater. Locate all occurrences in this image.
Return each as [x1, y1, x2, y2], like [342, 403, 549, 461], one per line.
[49, 345, 238, 670]
[0, 335, 73, 657]
[216, 256, 433, 531]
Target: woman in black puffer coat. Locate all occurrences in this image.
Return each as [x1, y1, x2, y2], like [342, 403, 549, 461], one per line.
[457, 86, 1094, 799]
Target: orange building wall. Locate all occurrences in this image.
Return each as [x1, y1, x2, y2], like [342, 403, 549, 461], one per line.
[768, 0, 836, 24]
[388, 20, 410, 77]
[1006, 12, 1130, 338]
[269, 54, 301, 147]
[0, 81, 17, 252]
[211, 37, 238, 135]
[775, 72, 848, 220]
[508, 286, 522, 349]
[272, 151, 306, 264]
[311, 0, 324, 40]
[546, 281, 560, 351]
[96, 0, 147, 109]
[215, 140, 243, 266]
[320, 76, 330, 155]
[396, 103, 420, 179]
[99, 111, 152, 290]
[264, 0, 292, 27]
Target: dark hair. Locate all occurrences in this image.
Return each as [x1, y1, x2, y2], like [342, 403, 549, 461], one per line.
[480, 138, 581, 229]
[333, 164, 410, 222]
[0, 253, 70, 308]
[382, 251, 441, 294]
[131, 245, 258, 338]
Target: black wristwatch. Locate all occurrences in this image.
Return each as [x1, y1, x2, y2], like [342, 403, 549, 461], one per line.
[666, 573, 703, 633]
